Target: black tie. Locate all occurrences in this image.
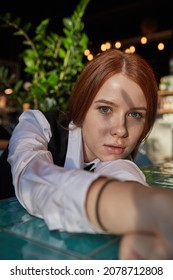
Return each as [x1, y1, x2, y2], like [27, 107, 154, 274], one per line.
[84, 163, 95, 172]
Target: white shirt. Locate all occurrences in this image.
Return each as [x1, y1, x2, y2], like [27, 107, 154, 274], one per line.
[8, 109, 148, 233]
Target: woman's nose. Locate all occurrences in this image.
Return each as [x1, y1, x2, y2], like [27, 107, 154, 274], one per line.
[110, 118, 128, 138]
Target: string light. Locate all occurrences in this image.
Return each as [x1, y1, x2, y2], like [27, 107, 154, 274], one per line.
[115, 41, 121, 49]
[85, 29, 171, 58]
[158, 42, 164, 51]
[84, 49, 90, 56]
[141, 36, 147, 44]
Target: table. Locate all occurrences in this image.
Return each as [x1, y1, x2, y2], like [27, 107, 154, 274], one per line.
[0, 197, 120, 260]
[1, 162, 173, 260]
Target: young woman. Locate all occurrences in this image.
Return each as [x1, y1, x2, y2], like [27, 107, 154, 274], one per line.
[7, 49, 173, 259]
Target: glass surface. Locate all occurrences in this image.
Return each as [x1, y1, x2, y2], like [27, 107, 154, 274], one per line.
[141, 161, 173, 188]
[0, 197, 120, 260]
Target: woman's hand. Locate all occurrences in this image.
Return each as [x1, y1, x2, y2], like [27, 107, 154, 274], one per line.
[119, 232, 171, 260]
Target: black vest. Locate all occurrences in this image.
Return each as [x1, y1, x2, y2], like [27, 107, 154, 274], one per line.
[0, 110, 69, 199]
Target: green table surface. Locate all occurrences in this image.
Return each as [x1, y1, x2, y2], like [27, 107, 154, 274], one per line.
[1, 162, 173, 260]
[0, 198, 120, 260]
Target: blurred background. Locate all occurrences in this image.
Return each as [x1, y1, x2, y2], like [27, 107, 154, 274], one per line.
[1, 0, 173, 77]
[1, 0, 173, 164]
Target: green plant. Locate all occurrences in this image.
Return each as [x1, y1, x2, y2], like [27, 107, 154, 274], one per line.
[0, 65, 16, 92]
[0, 0, 91, 111]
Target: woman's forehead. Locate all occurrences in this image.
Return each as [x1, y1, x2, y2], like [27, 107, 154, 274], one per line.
[94, 73, 146, 107]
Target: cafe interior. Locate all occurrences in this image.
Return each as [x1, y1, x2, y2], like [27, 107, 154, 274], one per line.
[1, 0, 173, 260]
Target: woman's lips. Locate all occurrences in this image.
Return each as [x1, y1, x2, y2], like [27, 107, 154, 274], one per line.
[104, 144, 125, 155]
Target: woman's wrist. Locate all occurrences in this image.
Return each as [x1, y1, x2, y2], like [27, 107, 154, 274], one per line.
[85, 176, 109, 230]
[95, 178, 118, 231]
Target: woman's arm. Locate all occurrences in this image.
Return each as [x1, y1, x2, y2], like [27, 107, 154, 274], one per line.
[86, 177, 173, 259]
[7, 109, 101, 233]
[86, 177, 154, 233]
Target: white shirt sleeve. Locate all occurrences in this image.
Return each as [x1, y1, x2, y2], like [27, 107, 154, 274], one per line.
[7, 110, 100, 233]
[95, 160, 148, 186]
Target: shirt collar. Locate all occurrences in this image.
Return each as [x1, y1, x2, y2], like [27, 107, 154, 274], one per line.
[64, 122, 84, 169]
[64, 122, 101, 170]
[84, 158, 100, 170]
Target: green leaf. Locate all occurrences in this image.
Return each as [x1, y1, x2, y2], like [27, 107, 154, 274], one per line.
[63, 18, 73, 29]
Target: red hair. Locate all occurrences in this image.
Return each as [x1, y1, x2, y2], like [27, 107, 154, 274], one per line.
[68, 49, 158, 158]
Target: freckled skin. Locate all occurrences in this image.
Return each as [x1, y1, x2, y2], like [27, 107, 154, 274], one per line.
[82, 73, 147, 162]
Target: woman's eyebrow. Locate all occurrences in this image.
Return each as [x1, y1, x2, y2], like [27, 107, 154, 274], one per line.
[94, 99, 147, 111]
[94, 99, 117, 106]
[132, 107, 147, 111]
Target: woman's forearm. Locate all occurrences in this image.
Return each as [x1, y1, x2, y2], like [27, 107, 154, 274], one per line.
[86, 178, 161, 234]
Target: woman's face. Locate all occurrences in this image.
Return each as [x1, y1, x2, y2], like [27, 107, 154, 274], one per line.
[82, 73, 147, 162]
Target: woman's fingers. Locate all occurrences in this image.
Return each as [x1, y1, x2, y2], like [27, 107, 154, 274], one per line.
[119, 232, 171, 260]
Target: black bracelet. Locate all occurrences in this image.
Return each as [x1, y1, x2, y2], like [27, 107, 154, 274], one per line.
[95, 178, 117, 231]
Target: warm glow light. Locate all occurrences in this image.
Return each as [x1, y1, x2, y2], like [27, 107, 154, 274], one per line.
[158, 42, 164, 50]
[4, 88, 13, 95]
[93, 31, 169, 58]
[129, 46, 135, 53]
[100, 44, 107, 51]
[87, 54, 93, 61]
[125, 46, 135, 53]
[84, 49, 90, 56]
[100, 42, 112, 51]
[23, 103, 30, 111]
[141, 36, 147, 44]
[115, 41, 121, 48]
[105, 41, 111, 49]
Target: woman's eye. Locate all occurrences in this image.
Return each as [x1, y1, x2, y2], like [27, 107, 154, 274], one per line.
[129, 112, 143, 119]
[99, 106, 111, 114]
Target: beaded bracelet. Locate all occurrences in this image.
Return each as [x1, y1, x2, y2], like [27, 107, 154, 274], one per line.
[95, 178, 117, 231]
